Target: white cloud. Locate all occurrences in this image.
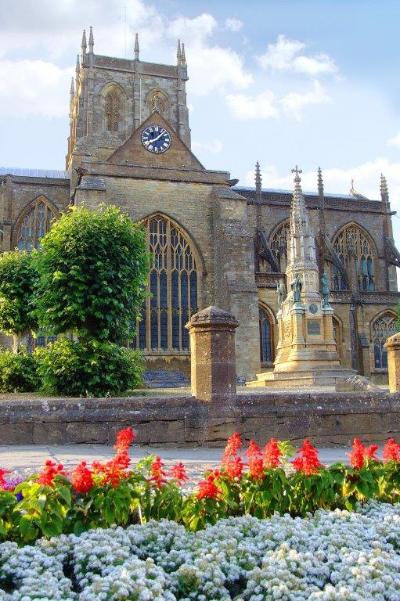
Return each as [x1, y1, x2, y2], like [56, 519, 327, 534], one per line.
[0, 59, 72, 117]
[192, 139, 223, 154]
[226, 90, 278, 120]
[187, 46, 253, 95]
[281, 80, 330, 119]
[245, 158, 400, 205]
[225, 18, 243, 32]
[168, 13, 217, 46]
[388, 132, 400, 147]
[257, 34, 337, 76]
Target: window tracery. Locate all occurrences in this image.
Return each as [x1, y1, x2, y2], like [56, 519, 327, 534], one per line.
[105, 89, 122, 132]
[270, 221, 290, 273]
[372, 312, 397, 369]
[332, 224, 375, 291]
[16, 198, 54, 250]
[133, 215, 199, 352]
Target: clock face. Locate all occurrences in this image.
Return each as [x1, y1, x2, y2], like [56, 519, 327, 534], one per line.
[141, 125, 171, 154]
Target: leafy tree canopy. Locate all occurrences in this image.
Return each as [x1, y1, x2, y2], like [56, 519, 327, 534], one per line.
[34, 205, 149, 342]
[0, 250, 37, 339]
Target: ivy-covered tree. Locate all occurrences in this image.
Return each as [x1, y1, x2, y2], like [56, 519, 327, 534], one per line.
[34, 205, 149, 343]
[0, 251, 38, 352]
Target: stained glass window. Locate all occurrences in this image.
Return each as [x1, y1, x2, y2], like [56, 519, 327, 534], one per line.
[133, 215, 199, 352]
[16, 198, 54, 250]
[259, 306, 274, 363]
[332, 224, 375, 291]
[270, 221, 290, 273]
[372, 313, 397, 369]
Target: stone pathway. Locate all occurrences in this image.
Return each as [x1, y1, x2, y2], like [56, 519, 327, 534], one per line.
[0, 445, 352, 483]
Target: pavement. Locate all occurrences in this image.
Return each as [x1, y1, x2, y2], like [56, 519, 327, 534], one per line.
[0, 445, 352, 482]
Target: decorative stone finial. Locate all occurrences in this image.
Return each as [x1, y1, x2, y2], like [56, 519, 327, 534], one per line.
[75, 54, 80, 75]
[134, 32, 140, 60]
[70, 77, 75, 96]
[380, 173, 389, 202]
[88, 26, 94, 53]
[255, 161, 262, 198]
[318, 167, 324, 197]
[181, 42, 186, 66]
[81, 29, 87, 54]
[177, 39, 182, 64]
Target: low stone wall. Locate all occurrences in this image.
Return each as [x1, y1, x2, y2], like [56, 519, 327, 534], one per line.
[1, 391, 400, 446]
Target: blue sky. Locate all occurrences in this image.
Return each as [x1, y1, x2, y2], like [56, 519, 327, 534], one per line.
[1, 0, 400, 227]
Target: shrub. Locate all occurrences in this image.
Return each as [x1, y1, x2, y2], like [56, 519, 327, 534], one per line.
[0, 251, 37, 352]
[33, 205, 149, 343]
[34, 338, 143, 397]
[0, 349, 39, 393]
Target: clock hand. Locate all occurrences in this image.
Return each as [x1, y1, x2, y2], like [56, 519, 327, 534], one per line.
[151, 130, 166, 143]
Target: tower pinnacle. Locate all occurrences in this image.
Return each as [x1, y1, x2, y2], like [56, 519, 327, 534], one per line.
[88, 26, 94, 53]
[81, 29, 87, 54]
[177, 40, 182, 64]
[181, 42, 186, 66]
[134, 33, 140, 60]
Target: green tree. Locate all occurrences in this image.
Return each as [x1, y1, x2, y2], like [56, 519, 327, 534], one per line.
[34, 205, 149, 343]
[0, 251, 37, 352]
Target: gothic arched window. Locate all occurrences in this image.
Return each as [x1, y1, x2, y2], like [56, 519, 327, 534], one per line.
[270, 221, 290, 273]
[372, 312, 397, 369]
[259, 305, 274, 364]
[332, 224, 375, 291]
[16, 198, 54, 250]
[134, 215, 200, 352]
[105, 89, 122, 132]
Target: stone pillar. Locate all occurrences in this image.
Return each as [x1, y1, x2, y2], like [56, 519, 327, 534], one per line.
[186, 306, 239, 402]
[385, 333, 400, 392]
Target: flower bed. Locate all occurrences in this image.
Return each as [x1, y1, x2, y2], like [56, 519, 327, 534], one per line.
[1, 501, 400, 599]
[1, 429, 400, 544]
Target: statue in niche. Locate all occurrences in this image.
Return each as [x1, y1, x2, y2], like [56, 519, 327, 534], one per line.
[291, 274, 302, 304]
[321, 271, 330, 307]
[276, 280, 286, 308]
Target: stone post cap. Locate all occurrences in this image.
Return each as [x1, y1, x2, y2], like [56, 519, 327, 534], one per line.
[385, 332, 400, 348]
[186, 305, 239, 330]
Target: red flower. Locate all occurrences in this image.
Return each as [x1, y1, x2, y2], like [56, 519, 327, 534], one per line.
[223, 432, 242, 460]
[196, 475, 221, 500]
[383, 438, 400, 462]
[263, 438, 282, 469]
[114, 427, 135, 454]
[246, 440, 264, 479]
[150, 456, 167, 488]
[71, 461, 94, 494]
[0, 469, 10, 489]
[169, 462, 188, 484]
[292, 440, 322, 475]
[223, 455, 244, 480]
[349, 438, 379, 469]
[91, 453, 131, 488]
[37, 460, 65, 487]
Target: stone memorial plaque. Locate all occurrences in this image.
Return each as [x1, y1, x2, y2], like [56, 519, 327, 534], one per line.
[307, 319, 321, 335]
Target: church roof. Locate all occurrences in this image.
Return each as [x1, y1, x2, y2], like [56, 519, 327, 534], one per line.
[234, 186, 383, 212]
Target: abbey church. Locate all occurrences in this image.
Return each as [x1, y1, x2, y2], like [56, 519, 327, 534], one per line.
[1, 29, 400, 384]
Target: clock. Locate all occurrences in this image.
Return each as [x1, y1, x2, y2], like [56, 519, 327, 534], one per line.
[141, 125, 171, 154]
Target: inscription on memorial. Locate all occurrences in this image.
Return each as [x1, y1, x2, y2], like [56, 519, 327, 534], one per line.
[307, 319, 321, 335]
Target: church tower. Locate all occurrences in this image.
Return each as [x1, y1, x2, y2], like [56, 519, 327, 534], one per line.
[67, 29, 191, 171]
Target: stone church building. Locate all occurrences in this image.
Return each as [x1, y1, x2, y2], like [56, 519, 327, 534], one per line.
[1, 30, 400, 383]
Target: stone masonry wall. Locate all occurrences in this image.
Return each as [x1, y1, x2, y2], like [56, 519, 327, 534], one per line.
[1, 391, 399, 446]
